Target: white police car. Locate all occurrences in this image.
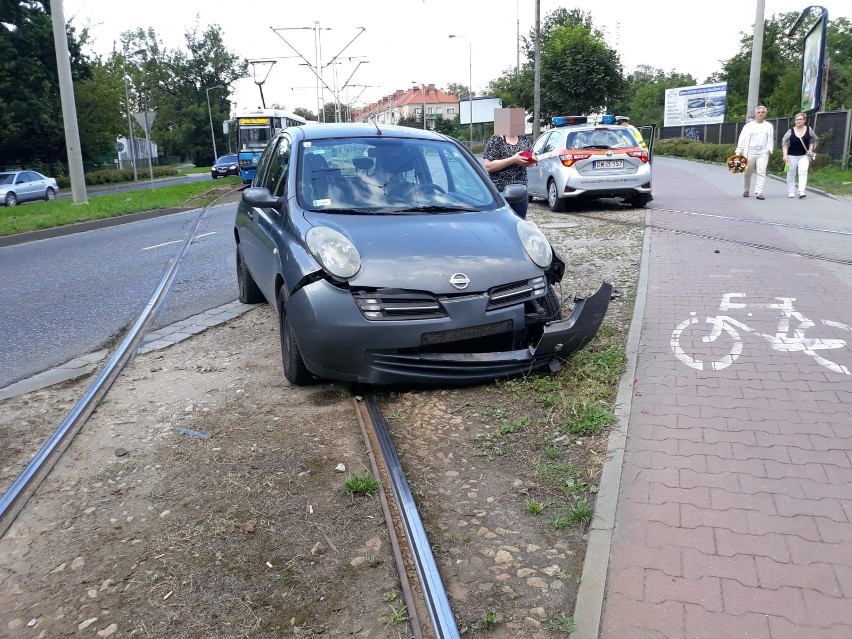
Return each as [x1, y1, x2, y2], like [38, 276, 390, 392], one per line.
[527, 114, 652, 211]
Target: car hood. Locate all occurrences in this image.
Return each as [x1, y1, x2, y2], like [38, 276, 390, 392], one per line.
[304, 210, 544, 294]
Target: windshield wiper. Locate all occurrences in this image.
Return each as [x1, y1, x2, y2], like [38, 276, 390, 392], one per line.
[387, 205, 478, 213]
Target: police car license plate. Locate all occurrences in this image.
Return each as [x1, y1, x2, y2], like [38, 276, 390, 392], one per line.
[593, 160, 623, 169]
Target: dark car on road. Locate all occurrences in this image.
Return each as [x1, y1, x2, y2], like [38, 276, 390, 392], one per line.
[211, 154, 239, 179]
[0, 170, 59, 206]
[234, 123, 611, 385]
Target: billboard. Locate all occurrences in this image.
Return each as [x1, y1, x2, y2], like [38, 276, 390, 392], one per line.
[800, 13, 827, 113]
[459, 96, 502, 125]
[664, 83, 728, 127]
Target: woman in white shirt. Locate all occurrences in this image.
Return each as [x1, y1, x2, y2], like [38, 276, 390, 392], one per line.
[735, 106, 774, 200]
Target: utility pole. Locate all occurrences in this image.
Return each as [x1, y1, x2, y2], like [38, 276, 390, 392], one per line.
[745, 0, 765, 120]
[533, 0, 541, 142]
[50, 0, 87, 203]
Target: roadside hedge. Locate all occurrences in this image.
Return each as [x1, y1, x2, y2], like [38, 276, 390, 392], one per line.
[653, 137, 827, 174]
[55, 165, 179, 189]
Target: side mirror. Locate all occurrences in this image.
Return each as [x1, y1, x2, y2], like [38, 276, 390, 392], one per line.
[242, 187, 284, 209]
[502, 183, 528, 204]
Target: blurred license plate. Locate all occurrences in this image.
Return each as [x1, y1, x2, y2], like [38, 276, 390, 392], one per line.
[593, 160, 623, 169]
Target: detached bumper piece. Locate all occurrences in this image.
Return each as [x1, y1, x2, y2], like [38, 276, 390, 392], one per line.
[364, 282, 613, 385]
[531, 281, 612, 359]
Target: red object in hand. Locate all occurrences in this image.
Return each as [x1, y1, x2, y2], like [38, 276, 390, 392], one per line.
[519, 149, 533, 160]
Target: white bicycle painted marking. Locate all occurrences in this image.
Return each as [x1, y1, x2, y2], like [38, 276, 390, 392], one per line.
[671, 293, 852, 374]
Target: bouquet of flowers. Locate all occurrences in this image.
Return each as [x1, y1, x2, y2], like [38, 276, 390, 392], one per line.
[726, 154, 748, 174]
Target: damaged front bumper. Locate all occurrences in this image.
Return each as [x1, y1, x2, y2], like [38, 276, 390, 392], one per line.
[361, 282, 613, 385]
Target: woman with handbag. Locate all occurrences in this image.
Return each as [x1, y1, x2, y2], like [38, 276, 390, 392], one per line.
[781, 112, 817, 199]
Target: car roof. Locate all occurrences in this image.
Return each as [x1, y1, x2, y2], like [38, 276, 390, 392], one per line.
[293, 122, 447, 143]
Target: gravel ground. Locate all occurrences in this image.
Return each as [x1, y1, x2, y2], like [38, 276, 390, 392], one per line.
[0, 198, 644, 638]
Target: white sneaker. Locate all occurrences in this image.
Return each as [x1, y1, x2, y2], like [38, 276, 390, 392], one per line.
[788, 194, 795, 198]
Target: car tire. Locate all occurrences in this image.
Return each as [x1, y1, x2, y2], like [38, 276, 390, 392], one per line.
[44, 187, 55, 201]
[629, 193, 651, 208]
[212, 174, 218, 179]
[280, 299, 314, 385]
[5, 192, 17, 207]
[236, 245, 265, 304]
[542, 286, 562, 321]
[547, 180, 567, 212]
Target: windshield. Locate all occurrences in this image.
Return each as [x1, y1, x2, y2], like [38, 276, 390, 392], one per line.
[239, 126, 271, 151]
[0, 173, 15, 185]
[297, 137, 497, 214]
[218, 155, 237, 164]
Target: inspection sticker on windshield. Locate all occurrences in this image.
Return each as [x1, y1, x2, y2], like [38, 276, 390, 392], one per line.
[313, 198, 331, 207]
[593, 160, 623, 169]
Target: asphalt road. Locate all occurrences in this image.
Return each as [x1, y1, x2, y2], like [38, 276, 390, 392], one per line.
[0, 200, 239, 389]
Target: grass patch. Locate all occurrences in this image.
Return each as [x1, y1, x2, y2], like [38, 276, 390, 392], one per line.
[0, 178, 241, 237]
[343, 473, 379, 496]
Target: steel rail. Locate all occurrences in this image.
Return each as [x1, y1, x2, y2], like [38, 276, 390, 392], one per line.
[0, 187, 241, 536]
[361, 393, 461, 639]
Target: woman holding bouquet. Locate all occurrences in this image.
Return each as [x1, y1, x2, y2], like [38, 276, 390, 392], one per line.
[735, 106, 774, 200]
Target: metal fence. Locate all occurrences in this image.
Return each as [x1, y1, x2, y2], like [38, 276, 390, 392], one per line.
[657, 109, 852, 167]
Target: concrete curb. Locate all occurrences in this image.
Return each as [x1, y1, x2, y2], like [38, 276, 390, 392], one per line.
[0, 300, 257, 401]
[570, 209, 652, 638]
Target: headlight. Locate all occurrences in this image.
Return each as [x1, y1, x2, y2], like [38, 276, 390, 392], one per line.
[306, 226, 361, 279]
[516, 220, 552, 268]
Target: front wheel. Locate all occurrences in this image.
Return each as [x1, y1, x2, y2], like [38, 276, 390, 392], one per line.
[547, 179, 567, 212]
[236, 245, 265, 304]
[44, 187, 55, 201]
[280, 298, 314, 385]
[5, 192, 17, 207]
[671, 315, 742, 371]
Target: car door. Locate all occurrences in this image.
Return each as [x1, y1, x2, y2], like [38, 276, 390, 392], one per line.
[527, 132, 552, 197]
[25, 172, 45, 200]
[242, 135, 294, 304]
[14, 172, 33, 202]
[529, 130, 563, 197]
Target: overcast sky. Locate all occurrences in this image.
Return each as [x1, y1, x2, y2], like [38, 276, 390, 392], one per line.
[61, 0, 850, 115]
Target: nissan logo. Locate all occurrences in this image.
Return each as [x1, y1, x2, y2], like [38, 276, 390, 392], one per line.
[606, 151, 613, 157]
[450, 273, 470, 290]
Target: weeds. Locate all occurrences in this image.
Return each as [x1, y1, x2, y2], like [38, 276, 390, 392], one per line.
[525, 501, 546, 515]
[344, 473, 379, 496]
[384, 602, 409, 626]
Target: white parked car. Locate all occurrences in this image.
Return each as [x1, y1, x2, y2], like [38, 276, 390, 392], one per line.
[0, 170, 60, 206]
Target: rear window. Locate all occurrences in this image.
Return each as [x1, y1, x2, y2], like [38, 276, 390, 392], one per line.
[567, 129, 638, 150]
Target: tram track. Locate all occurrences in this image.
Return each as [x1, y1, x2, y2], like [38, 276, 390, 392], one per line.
[582, 205, 852, 267]
[0, 198, 644, 636]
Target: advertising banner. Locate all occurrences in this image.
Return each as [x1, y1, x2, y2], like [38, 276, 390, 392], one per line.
[664, 83, 728, 127]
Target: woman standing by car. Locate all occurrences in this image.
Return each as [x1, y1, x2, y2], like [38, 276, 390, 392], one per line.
[781, 112, 817, 199]
[483, 106, 536, 219]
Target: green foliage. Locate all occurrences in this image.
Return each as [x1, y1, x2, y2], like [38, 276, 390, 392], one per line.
[55, 165, 179, 189]
[292, 107, 317, 121]
[343, 473, 379, 497]
[0, 179, 236, 237]
[487, 9, 622, 126]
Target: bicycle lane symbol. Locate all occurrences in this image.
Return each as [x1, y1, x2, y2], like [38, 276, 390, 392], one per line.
[670, 293, 852, 374]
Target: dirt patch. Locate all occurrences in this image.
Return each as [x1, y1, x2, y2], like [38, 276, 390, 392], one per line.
[0, 200, 644, 638]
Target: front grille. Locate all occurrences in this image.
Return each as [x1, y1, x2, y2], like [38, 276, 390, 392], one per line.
[487, 276, 547, 311]
[353, 290, 445, 320]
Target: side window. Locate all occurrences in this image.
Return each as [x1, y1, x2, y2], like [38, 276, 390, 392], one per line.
[532, 133, 550, 155]
[253, 138, 280, 188]
[542, 131, 562, 153]
[264, 135, 292, 197]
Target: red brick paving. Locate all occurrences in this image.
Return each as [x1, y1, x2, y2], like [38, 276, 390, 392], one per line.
[598, 180, 852, 637]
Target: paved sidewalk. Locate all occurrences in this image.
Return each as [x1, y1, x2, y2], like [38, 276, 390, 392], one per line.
[575, 172, 852, 638]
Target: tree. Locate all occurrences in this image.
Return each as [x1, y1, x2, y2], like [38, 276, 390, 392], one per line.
[611, 66, 697, 127]
[0, 0, 92, 169]
[443, 82, 473, 99]
[485, 9, 623, 126]
[120, 22, 247, 164]
[292, 107, 317, 121]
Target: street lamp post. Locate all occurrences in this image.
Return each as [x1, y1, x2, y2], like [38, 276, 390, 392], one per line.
[448, 34, 474, 147]
[206, 85, 224, 161]
[123, 76, 138, 181]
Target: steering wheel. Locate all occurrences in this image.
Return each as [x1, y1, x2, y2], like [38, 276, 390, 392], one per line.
[416, 183, 447, 195]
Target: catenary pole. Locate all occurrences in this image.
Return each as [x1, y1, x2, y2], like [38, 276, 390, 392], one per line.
[50, 0, 87, 203]
[746, 0, 765, 120]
